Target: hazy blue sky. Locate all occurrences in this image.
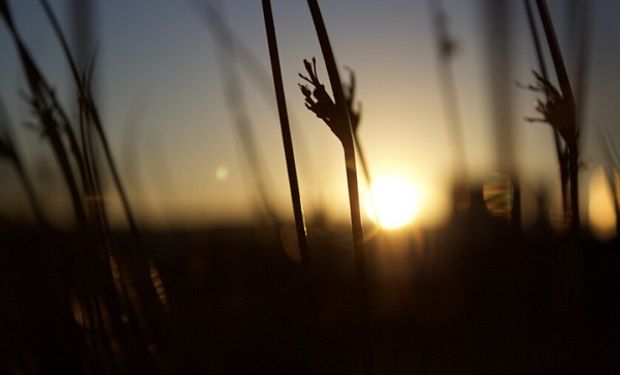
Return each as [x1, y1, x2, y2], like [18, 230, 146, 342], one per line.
[0, 0, 618, 228]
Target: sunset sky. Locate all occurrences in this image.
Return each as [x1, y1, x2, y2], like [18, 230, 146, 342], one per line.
[0, 0, 618, 230]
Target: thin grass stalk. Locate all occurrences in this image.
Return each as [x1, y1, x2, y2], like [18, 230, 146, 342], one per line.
[87, 103, 139, 232]
[75, 93, 127, 370]
[429, 0, 467, 182]
[201, 1, 282, 226]
[261, 0, 310, 266]
[210, 26, 281, 227]
[43, 0, 136, 240]
[13, 162, 46, 225]
[39, 2, 170, 368]
[534, 3, 584, 346]
[571, 1, 591, 129]
[305, 1, 373, 372]
[8, 162, 45, 227]
[42, 0, 166, 301]
[195, 0, 273, 94]
[524, 0, 569, 219]
[524, 0, 548, 80]
[344, 68, 373, 189]
[39, 105, 87, 226]
[534, 1, 574, 104]
[39, 0, 114, 266]
[565, 0, 591, 226]
[37, 1, 100, 223]
[39, 0, 139, 235]
[0, 140, 46, 225]
[535, 0, 580, 233]
[79, 101, 101, 221]
[610, 174, 620, 237]
[80, 84, 112, 239]
[195, 1, 325, 221]
[93, 73, 169, 375]
[483, 0, 523, 228]
[84, 58, 118, 240]
[343, 69, 380, 226]
[607, 179, 620, 238]
[0, 100, 47, 225]
[353, 135, 372, 188]
[195, 0, 316, 138]
[38, 0, 95, 197]
[42, 86, 91, 208]
[352, 133, 382, 230]
[1, 7, 129, 369]
[0, 2, 87, 227]
[599, 126, 620, 236]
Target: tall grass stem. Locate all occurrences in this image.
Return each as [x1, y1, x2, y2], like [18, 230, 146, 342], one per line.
[305, 1, 373, 372]
[524, 0, 568, 218]
[535, 0, 580, 233]
[261, 0, 310, 266]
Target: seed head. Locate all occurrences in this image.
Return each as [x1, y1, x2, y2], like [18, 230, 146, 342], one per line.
[299, 58, 361, 142]
[299, 57, 341, 136]
[525, 70, 577, 144]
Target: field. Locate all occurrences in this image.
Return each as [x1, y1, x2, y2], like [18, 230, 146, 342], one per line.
[1, 0, 619, 373]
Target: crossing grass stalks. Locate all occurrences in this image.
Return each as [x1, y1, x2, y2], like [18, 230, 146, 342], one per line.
[1, 0, 170, 371]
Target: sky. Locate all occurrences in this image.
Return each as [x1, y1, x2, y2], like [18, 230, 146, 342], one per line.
[0, 0, 618, 231]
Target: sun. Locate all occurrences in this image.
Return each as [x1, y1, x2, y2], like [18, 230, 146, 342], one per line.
[365, 175, 422, 230]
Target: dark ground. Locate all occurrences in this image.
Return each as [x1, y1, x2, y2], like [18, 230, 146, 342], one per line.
[1, 208, 619, 374]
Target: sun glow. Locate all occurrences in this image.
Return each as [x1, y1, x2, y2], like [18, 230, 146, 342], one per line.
[588, 168, 618, 240]
[365, 175, 422, 230]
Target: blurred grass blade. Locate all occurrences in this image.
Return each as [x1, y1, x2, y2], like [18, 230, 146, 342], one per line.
[0, 97, 46, 225]
[0, 1, 87, 226]
[428, 0, 467, 182]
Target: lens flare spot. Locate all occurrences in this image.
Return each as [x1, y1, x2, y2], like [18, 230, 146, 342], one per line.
[215, 166, 229, 181]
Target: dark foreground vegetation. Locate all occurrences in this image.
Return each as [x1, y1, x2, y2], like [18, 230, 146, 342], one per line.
[2, 202, 619, 373]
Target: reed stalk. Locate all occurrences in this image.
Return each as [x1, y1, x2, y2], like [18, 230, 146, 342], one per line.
[5, 1, 170, 369]
[343, 69, 381, 227]
[216, 44, 280, 227]
[599, 125, 620, 236]
[343, 68, 372, 189]
[1, 0, 94, 229]
[37, 0, 106, 228]
[523, 0, 569, 219]
[353, 135, 371, 187]
[261, 0, 310, 266]
[534, 0, 580, 233]
[304, 0, 373, 372]
[0, 100, 46, 225]
[39, 0, 139, 236]
[429, 0, 467, 183]
[194, 1, 325, 223]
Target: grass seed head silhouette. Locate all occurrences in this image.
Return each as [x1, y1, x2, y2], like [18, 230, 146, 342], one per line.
[525, 70, 577, 145]
[299, 57, 342, 139]
[299, 57, 360, 142]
